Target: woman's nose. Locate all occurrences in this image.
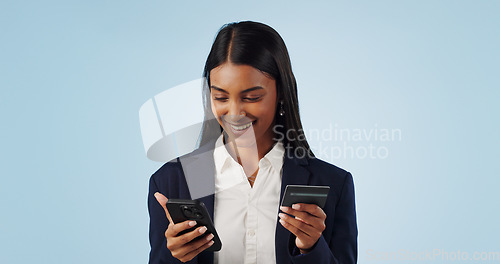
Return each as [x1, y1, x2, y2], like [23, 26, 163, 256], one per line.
[227, 101, 246, 122]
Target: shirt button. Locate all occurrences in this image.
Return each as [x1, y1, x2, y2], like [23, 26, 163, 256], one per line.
[248, 229, 255, 236]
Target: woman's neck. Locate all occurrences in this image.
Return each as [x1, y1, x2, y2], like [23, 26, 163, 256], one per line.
[223, 134, 275, 179]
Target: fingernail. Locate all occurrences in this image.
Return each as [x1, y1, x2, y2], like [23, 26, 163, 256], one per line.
[208, 240, 215, 246]
[280, 206, 289, 212]
[206, 233, 214, 241]
[278, 213, 285, 218]
[279, 219, 285, 225]
[189, 221, 197, 227]
[292, 204, 300, 210]
[199, 226, 207, 234]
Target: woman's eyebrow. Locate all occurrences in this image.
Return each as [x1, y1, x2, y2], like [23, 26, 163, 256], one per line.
[210, 85, 264, 94]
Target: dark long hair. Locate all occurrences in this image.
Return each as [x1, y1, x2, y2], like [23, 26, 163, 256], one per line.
[198, 21, 314, 158]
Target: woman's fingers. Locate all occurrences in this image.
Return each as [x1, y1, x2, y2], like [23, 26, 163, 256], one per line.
[279, 203, 327, 251]
[174, 225, 208, 245]
[291, 203, 327, 219]
[278, 215, 308, 237]
[178, 234, 215, 262]
[154, 192, 173, 223]
[166, 220, 198, 237]
[167, 224, 208, 252]
[279, 213, 319, 238]
[278, 215, 317, 250]
[280, 206, 326, 231]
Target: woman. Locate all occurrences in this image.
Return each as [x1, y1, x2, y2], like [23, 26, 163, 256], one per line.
[148, 21, 357, 264]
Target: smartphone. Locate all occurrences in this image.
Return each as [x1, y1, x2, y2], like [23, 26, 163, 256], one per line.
[280, 185, 330, 208]
[166, 199, 222, 251]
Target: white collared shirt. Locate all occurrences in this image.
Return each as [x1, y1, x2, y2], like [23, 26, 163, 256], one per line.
[213, 134, 285, 264]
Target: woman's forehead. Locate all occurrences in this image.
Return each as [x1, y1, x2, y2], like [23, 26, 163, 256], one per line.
[210, 63, 275, 91]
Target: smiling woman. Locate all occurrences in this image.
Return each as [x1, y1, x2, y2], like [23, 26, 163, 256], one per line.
[148, 21, 358, 264]
[199, 21, 314, 160]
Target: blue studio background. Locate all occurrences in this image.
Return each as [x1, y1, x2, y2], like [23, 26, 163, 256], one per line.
[1, 1, 499, 263]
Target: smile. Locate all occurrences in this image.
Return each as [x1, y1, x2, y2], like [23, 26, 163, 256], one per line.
[228, 121, 255, 131]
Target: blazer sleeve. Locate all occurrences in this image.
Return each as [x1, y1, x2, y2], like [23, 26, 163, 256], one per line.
[148, 169, 199, 264]
[288, 171, 358, 264]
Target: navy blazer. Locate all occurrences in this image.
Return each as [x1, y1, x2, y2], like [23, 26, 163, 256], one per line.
[148, 139, 358, 264]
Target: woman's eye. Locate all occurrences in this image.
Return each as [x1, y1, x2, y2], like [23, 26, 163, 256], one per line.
[213, 96, 262, 102]
[244, 97, 261, 102]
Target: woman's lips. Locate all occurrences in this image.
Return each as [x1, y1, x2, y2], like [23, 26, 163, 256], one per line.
[225, 120, 256, 136]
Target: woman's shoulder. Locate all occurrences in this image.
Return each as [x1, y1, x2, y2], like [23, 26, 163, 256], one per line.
[304, 156, 354, 198]
[150, 157, 183, 185]
[306, 156, 351, 178]
[150, 138, 217, 184]
[149, 157, 193, 199]
[154, 156, 182, 171]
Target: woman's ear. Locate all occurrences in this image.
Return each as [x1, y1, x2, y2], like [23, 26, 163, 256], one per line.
[276, 92, 283, 104]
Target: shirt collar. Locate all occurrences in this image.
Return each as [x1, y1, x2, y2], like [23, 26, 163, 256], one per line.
[213, 134, 285, 174]
[213, 134, 233, 174]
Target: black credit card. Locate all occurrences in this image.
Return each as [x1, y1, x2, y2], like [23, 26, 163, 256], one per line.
[280, 185, 330, 208]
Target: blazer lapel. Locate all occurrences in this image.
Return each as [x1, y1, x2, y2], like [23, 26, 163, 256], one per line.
[275, 154, 310, 263]
[179, 138, 216, 201]
[178, 138, 217, 264]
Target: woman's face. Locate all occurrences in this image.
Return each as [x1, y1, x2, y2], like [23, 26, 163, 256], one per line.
[210, 62, 278, 150]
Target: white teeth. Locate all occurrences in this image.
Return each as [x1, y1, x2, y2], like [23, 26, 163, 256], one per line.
[231, 122, 252, 131]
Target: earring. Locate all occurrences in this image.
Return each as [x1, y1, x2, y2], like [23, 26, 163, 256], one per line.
[279, 101, 285, 116]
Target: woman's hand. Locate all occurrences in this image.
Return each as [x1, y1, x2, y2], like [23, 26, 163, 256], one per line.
[279, 203, 327, 254]
[154, 192, 215, 263]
